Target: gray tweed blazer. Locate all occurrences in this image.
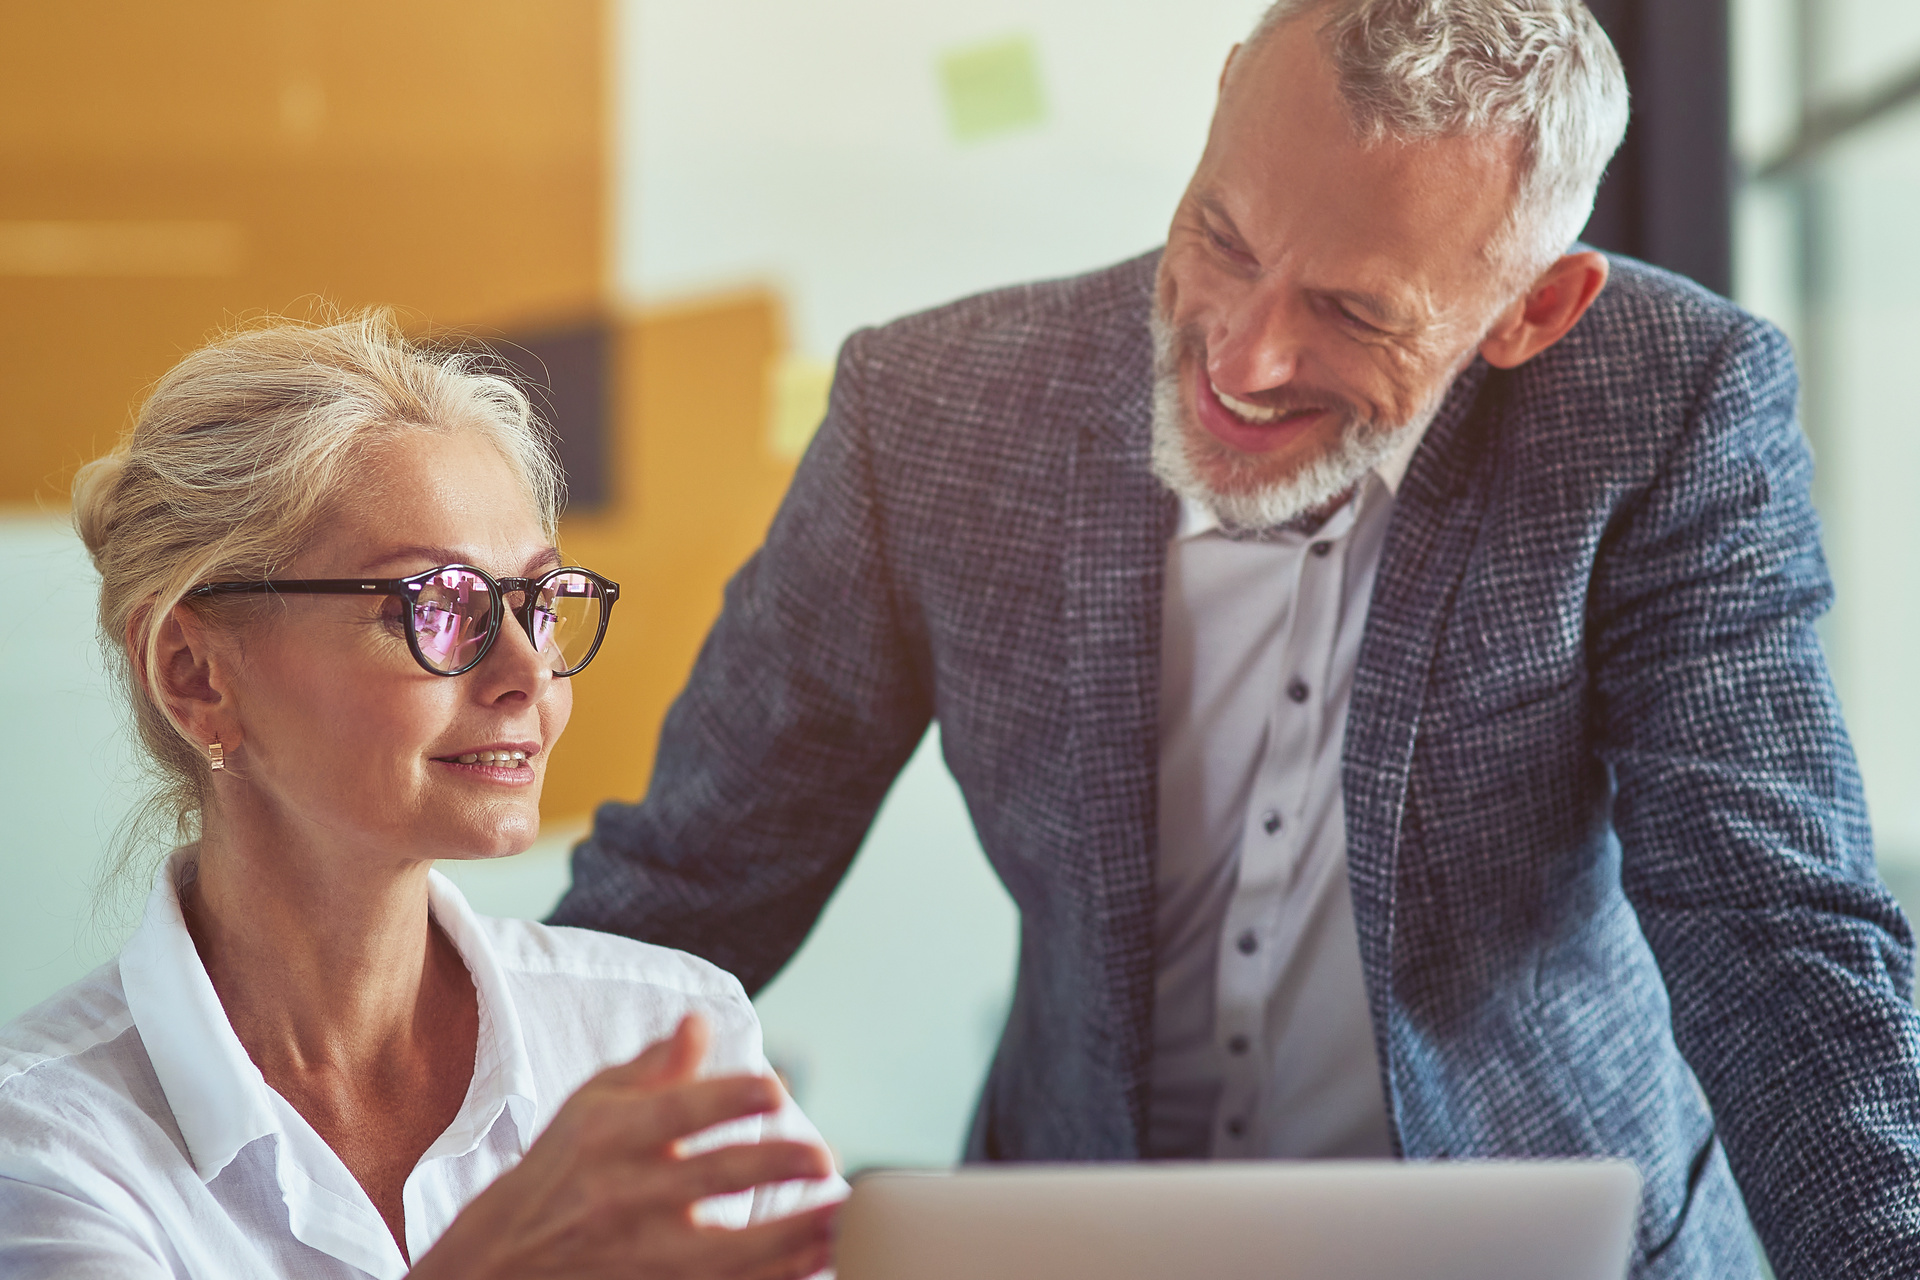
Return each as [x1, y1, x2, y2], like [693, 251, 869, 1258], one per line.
[552, 251, 1920, 1279]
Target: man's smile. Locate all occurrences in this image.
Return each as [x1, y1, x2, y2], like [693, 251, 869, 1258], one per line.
[1190, 358, 1329, 455]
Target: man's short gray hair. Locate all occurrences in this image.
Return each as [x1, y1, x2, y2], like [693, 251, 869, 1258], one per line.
[1250, 0, 1630, 277]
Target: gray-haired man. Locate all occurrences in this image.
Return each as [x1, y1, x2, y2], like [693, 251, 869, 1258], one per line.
[555, 2, 1920, 1275]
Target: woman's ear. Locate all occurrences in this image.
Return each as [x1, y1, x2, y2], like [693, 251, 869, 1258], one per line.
[133, 603, 240, 757]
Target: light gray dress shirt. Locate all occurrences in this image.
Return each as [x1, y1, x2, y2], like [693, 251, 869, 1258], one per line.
[1150, 427, 1429, 1160]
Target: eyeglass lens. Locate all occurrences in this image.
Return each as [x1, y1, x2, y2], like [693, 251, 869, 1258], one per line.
[413, 570, 494, 672]
[535, 571, 606, 673]
[411, 568, 606, 674]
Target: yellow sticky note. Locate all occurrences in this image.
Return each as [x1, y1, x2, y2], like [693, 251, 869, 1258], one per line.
[939, 34, 1047, 144]
[767, 355, 836, 461]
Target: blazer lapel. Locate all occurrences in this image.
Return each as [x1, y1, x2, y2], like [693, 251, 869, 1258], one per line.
[1062, 308, 1177, 1155]
[1344, 359, 1499, 1127]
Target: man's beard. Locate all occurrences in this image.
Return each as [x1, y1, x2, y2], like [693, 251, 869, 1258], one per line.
[1147, 312, 1445, 533]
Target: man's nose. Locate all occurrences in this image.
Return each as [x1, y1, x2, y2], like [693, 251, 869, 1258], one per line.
[1207, 285, 1302, 396]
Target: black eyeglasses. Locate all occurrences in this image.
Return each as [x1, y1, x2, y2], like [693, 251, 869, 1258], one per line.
[187, 564, 620, 677]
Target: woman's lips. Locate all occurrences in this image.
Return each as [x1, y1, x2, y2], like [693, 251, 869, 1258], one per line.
[431, 743, 540, 784]
[433, 757, 538, 784]
[1190, 360, 1327, 454]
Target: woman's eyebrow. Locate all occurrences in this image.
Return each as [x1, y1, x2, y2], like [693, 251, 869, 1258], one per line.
[356, 544, 464, 574]
[351, 545, 563, 576]
[524, 547, 564, 575]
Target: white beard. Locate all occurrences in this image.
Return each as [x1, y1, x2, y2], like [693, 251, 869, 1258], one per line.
[1146, 311, 1444, 533]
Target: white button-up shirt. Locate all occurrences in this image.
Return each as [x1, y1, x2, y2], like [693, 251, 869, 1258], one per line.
[0, 852, 843, 1279]
[1150, 428, 1428, 1160]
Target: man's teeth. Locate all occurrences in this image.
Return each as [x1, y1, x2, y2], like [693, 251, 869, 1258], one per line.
[1212, 383, 1289, 424]
[455, 750, 529, 767]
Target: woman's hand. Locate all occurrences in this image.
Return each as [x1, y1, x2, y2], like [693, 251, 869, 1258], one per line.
[410, 1014, 838, 1280]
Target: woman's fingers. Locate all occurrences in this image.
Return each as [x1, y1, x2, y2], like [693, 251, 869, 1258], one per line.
[692, 1203, 840, 1280]
[658, 1139, 835, 1202]
[650, 1012, 710, 1084]
[413, 1015, 839, 1280]
[593, 1073, 785, 1156]
[596, 1012, 711, 1092]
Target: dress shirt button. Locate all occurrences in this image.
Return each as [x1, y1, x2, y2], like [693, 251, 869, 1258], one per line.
[1287, 678, 1310, 703]
[1311, 540, 1333, 557]
[1228, 1034, 1251, 1055]
[1236, 930, 1258, 955]
[1225, 1116, 1249, 1139]
[1262, 810, 1282, 836]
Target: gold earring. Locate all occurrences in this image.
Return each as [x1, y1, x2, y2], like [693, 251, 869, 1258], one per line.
[208, 741, 225, 771]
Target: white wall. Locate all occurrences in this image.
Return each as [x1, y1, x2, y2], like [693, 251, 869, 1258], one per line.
[0, 515, 141, 1019]
[621, 0, 1268, 358]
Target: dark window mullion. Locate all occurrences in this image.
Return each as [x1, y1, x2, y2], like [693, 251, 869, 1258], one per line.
[1584, 0, 1733, 296]
[1754, 57, 1920, 180]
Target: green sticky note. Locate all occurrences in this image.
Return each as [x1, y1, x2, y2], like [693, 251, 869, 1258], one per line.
[939, 34, 1047, 143]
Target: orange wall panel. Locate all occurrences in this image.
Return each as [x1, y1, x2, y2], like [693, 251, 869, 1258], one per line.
[0, 0, 606, 505]
[542, 292, 800, 822]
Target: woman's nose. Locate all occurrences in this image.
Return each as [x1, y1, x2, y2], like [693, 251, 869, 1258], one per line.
[475, 598, 552, 698]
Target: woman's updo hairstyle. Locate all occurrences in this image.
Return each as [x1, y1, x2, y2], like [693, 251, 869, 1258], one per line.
[71, 310, 563, 862]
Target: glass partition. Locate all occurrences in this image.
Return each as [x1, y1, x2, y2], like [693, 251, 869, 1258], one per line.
[1735, 0, 1920, 869]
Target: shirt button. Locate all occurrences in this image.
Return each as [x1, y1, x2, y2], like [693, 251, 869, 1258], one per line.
[1236, 930, 1258, 955]
[1228, 1034, 1251, 1055]
[1262, 811, 1282, 836]
[1287, 678, 1310, 703]
[1311, 540, 1333, 557]
[1225, 1117, 1249, 1139]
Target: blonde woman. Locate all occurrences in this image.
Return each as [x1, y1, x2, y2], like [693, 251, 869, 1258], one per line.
[0, 315, 843, 1279]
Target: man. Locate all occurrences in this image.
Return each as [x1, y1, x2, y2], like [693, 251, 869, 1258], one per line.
[553, 1, 1920, 1275]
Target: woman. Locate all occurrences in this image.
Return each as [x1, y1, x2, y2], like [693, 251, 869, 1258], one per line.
[0, 314, 843, 1278]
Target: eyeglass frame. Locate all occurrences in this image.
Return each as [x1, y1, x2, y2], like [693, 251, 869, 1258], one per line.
[185, 563, 621, 678]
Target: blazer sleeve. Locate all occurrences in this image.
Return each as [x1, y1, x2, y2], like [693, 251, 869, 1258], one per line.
[548, 328, 935, 992]
[1592, 316, 1920, 1276]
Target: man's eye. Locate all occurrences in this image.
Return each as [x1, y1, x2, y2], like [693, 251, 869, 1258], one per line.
[1336, 304, 1382, 334]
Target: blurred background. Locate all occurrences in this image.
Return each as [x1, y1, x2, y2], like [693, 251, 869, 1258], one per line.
[1, 0, 1915, 1175]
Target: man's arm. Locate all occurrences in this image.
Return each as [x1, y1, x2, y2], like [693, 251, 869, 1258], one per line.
[1593, 316, 1920, 1277]
[549, 329, 935, 991]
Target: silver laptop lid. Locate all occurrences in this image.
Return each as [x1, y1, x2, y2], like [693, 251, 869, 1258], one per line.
[836, 1159, 1642, 1280]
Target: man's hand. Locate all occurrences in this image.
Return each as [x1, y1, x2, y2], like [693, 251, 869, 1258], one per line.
[410, 1014, 838, 1280]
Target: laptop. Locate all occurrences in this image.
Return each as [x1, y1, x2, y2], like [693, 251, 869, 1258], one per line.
[834, 1159, 1642, 1280]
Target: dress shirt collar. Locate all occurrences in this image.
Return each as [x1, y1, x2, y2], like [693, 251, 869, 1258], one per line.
[118, 849, 541, 1185]
[421, 864, 542, 1160]
[1173, 410, 1432, 542]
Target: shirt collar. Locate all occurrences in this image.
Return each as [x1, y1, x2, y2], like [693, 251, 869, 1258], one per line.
[1174, 411, 1433, 542]
[118, 849, 278, 1183]
[421, 867, 541, 1158]
[118, 850, 540, 1184]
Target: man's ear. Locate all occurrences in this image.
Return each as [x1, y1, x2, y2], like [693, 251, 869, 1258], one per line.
[1478, 250, 1610, 370]
[1219, 43, 1243, 96]
[133, 603, 239, 755]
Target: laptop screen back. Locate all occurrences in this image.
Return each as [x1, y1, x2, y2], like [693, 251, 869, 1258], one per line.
[836, 1159, 1641, 1280]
